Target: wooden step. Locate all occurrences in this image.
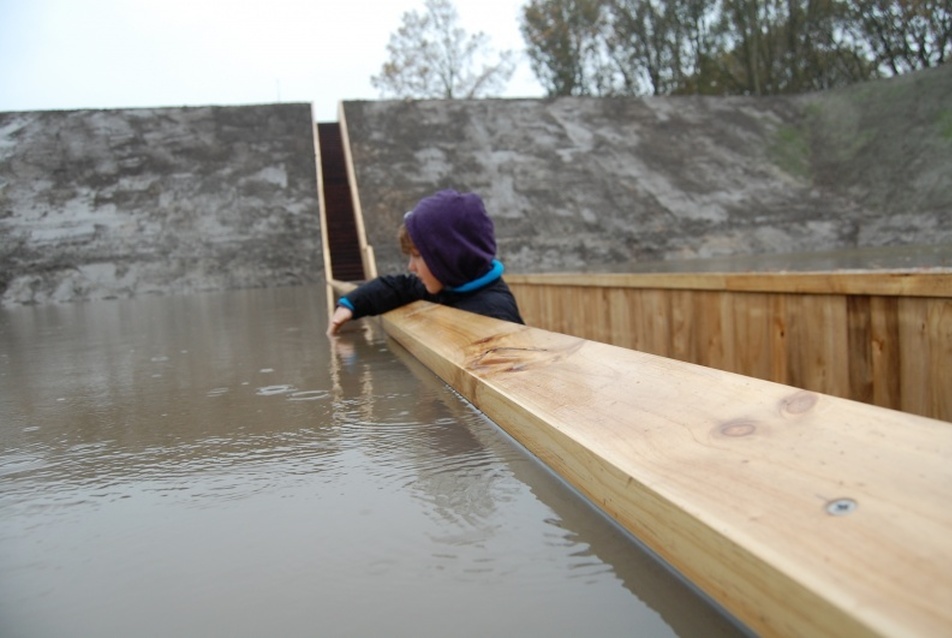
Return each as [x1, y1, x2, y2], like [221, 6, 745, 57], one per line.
[317, 123, 365, 282]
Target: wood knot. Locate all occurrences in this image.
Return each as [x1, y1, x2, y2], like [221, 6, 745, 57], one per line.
[466, 341, 583, 373]
[716, 419, 759, 438]
[468, 346, 545, 372]
[781, 391, 818, 416]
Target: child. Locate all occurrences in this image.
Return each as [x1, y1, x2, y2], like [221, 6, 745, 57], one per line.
[327, 189, 524, 335]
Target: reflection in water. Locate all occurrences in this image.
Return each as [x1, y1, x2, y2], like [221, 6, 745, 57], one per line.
[0, 286, 747, 637]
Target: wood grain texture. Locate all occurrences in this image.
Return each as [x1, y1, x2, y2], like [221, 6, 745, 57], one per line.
[378, 301, 952, 638]
[508, 271, 952, 297]
[507, 272, 952, 422]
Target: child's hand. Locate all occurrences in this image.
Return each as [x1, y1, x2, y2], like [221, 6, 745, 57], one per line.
[327, 306, 354, 336]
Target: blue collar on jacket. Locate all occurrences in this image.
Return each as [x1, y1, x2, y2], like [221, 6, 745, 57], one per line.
[445, 259, 504, 293]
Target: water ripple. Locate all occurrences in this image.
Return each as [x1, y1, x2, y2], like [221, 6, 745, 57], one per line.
[287, 390, 329, 401]
[256, 384, 297, 396]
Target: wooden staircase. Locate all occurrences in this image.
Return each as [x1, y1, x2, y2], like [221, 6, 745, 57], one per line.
[317, 122, 366, 283]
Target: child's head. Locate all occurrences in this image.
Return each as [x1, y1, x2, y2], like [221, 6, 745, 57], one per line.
[399, 190, 497, 291]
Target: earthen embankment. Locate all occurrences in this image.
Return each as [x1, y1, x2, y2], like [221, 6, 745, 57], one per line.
[0, 103, 320, 305]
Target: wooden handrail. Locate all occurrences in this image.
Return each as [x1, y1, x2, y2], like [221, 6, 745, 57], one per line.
[326, 279, 357, 295]
[374, 300, 952, 638]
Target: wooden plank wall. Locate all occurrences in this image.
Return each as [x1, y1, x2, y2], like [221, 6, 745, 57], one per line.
[505, 272, 952, 423]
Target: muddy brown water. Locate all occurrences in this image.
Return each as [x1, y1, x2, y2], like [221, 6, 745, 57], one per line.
[0, 285, 748, 637]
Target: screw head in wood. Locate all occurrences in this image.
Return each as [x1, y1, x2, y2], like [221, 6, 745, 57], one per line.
[825, 498, 857, 516]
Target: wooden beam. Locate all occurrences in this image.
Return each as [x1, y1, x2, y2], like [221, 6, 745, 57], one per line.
[506, 271, 952, 298]
[377, 301, 952, 638]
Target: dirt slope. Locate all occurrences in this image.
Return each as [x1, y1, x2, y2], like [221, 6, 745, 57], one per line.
[342, 65, 951, 275]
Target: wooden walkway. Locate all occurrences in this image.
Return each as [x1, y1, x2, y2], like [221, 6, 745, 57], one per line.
[371, 299, 952, 638]
[506, 271, 952, 422]
[317, 116, 952, 637]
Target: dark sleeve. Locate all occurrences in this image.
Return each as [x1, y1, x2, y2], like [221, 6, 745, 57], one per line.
[340, 274, 431, 319]
[438, 279, 525, 324]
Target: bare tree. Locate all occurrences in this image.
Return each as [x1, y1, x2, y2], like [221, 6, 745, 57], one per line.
[371, 0, 515, 99]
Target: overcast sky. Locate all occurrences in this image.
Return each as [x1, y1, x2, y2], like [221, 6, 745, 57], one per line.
[0, 0, 544, 122]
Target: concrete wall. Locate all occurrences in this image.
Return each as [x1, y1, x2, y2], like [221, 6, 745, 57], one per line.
[342, 65, 952, 276]
[3, 67, 949, 308]
[0, 103, 321, 306]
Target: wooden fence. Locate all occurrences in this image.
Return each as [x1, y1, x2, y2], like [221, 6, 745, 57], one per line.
[505, 271, 952, 423]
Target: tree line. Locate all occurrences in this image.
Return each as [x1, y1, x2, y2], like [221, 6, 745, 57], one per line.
[372, 0, 950, 99]
[522, 0, 951, 96]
